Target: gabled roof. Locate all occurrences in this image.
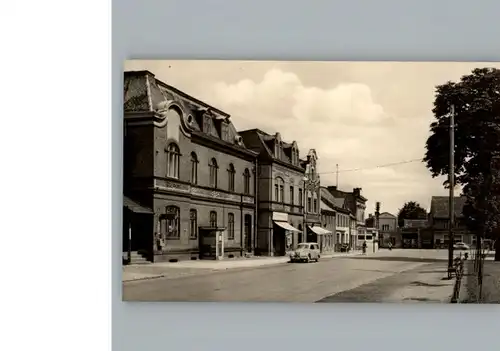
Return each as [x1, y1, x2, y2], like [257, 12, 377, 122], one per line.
[320, 200, 336, 213]
[320, 187, 350, 213]
[239, 128, 304, 171]
[430, 196, 467, 218]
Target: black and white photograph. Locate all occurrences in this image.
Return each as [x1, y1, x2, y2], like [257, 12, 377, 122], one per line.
[122, 60, 500, 303]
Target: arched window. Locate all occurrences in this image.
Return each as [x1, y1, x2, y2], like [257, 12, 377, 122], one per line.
[190, 152, 198, 184]
[209, 211, 217, 227]
[313, 192, 318, 213]
[227, 213, 235, 240]
[166, 143, 180, 179]
[165, 206, 180, 238]
[227, 163, 235, 192]
[243, 168, 251, 195]
[209, 158, 218, 188]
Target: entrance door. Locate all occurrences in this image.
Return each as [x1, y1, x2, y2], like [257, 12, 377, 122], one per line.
[244, 214, 252, 252]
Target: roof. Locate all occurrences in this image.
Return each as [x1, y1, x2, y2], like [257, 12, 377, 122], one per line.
[430, 196, 467, 218]
[320, 200, 336, 212]
[239, 129, 304, 171]
[320, 187, 350, 213]
[124, 70, 254, 154]
[379, 212, 396, 218]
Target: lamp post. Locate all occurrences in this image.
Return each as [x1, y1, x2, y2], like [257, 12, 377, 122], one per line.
[447, 104, 455, 278]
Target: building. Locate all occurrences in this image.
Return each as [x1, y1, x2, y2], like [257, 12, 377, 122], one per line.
[239, 129, 305, 256]
[301, 150, 332, 246]
[320, 198, 336, 253]
[363, 227, 379, 253]
[320, 187, 351, 251]
[123, 70, 258, 262]
[429, 196, 475, 248]
[326, 186, 367, 249]
[372, 212, 400, 248]
[400, 219, 429, 248]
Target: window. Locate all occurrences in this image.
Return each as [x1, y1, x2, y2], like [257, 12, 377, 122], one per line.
[243, 168, 251, 194]
[365, 235, 372, 240]
[275, 177, 284, 202]
[189, 209, 197, 239]
[165, 206, 180, 238]
[228, 163, 235, 192]
[289, 186, 294, 205]
[299, 189, 303, 208]
[166, 143, 180, 178]
[358, 235, 365, 240]
[209, 158, 218, 188]
[210, 211, 217, 227]
[227, 213, 235, 240]
[313, 199, 317, 213]
[382, 224, 389, 231]
[307, 197, 311, 212]
[190, 152, 198, 184]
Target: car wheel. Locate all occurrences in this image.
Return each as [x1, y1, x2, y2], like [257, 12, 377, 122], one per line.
[307, 254, 312, 263]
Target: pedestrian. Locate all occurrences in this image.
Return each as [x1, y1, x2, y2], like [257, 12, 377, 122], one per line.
[362, 240, 367, 254]
[388, 241, 392, 251]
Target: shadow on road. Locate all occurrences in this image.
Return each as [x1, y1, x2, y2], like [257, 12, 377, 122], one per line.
[345, 256, 446, 263]
[409, 281, 448, 288]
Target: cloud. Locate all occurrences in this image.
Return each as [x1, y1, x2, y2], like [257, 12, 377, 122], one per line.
[201, 68, 445, 214]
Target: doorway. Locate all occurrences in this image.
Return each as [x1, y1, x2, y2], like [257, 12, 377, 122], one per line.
[244, 214, 252, 252]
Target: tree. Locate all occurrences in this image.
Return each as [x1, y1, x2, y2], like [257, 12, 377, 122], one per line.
[397, 201, 427, 228]
[423, 67, 500, 260]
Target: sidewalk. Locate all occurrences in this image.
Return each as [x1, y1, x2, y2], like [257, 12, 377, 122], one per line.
[123, 250, 364, 282]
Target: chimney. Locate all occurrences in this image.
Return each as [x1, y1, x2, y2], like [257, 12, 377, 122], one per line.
[369, 214, 373, 218]
[353, 187, 361, 197]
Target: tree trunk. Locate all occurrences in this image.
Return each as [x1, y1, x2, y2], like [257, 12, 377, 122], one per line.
[495, 239, 500, 261]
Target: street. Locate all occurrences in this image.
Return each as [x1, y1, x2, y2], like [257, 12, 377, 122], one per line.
[123, 250, 456, 303]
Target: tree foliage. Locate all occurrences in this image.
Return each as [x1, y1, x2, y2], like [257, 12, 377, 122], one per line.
[423, 68, 500, 258]
[397, 201, 427, 228]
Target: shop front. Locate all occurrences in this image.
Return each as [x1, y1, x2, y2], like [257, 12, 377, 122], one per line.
[198, 226, 226, 260]
[272, 212, 301, 256]
[307, 225, 333, 252]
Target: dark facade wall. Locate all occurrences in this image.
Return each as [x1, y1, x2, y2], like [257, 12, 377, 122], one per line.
[153, 108, 255, 194]
[153, 193, 252, 256]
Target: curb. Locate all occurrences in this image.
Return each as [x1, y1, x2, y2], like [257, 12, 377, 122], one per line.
[123, 274, 165, 283]
[122, 252, 365, 282]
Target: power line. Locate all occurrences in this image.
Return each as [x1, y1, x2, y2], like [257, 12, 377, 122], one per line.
[319, 158, 423, 175]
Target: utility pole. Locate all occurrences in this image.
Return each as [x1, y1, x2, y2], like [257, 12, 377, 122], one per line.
[336, 164, 339, 187]
[448, 104, 455, 278]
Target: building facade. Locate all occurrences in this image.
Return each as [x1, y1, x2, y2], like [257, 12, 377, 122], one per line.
[123, 70, 257, 262]
[320, 187, 351, 251]
[239, 129, 305, 256]
[326, 186, 367, 249]
[301, 150, 332, 245]
[320, 199, 336, 253]
[375, 212, 400, 248]
[429, 196, 475, 248]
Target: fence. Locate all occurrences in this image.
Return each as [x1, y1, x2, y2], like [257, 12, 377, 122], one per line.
[470, 241, 489, 302]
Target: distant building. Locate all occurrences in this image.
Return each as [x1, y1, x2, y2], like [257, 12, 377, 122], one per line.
[320, 187, 351, 251]
[429, 196, 475, 248]
[326, 186, 367, 249]
[123, 70, 257, 262]
[239, 129, 305, 256]
[375, 212, 400, 248]
[320, 199, 336, 253]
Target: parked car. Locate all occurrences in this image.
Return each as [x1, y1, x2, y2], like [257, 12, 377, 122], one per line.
[453, 242, 470, 250]
[290, 242, 320, 263]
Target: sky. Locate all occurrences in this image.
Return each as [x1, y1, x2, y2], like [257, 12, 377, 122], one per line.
[124, 60, 500, 215]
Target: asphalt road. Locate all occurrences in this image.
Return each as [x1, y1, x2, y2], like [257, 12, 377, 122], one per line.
[123, 250, 453, 302]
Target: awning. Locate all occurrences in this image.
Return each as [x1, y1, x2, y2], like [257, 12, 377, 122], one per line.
[308, 226, 332, 235]
[274, 221, 301, 232]
[123, 196, 153, 214]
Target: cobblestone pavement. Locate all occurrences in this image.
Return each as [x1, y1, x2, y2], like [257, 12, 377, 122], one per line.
[123, 250, 452, 302]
